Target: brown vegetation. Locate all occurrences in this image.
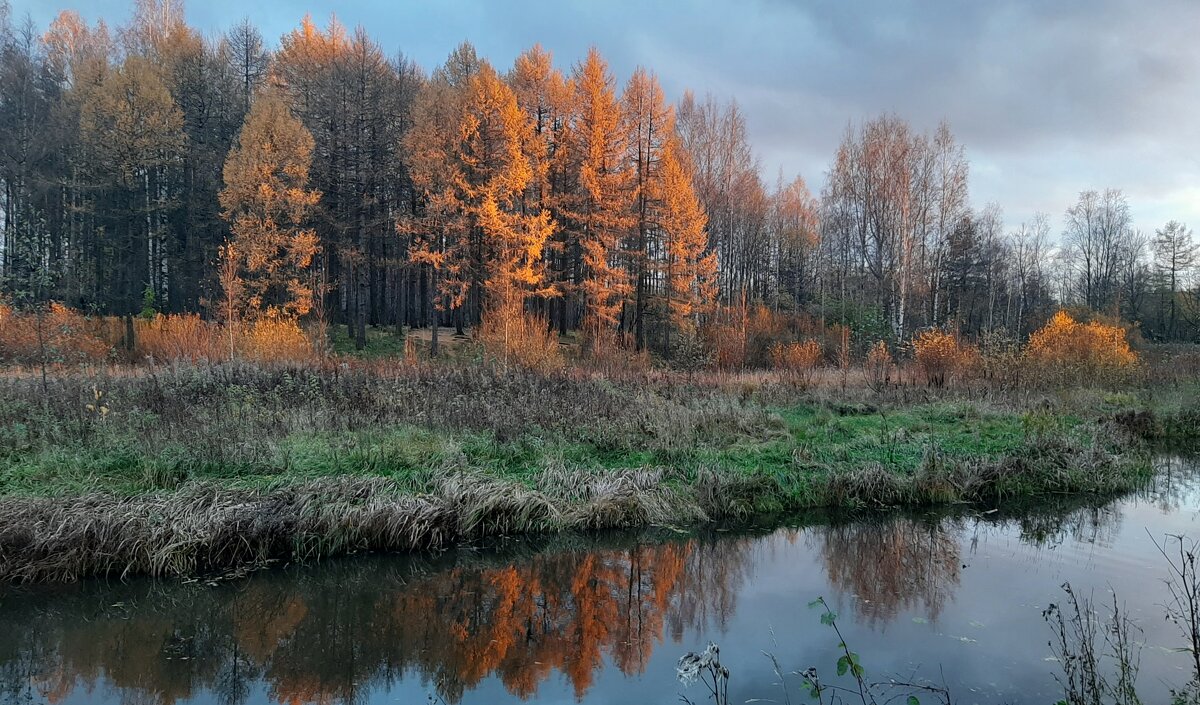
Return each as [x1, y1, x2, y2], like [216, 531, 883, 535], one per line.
[0, 436, 1143, 584]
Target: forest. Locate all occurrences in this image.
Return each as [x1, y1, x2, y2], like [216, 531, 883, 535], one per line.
[1, 0, 1200, 589]
[0, 0, 1196, 366]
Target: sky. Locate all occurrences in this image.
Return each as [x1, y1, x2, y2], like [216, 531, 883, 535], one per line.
[12, 0, 1200, 234]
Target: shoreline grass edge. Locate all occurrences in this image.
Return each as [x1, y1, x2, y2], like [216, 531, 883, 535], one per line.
[0, 432, 1154, 584]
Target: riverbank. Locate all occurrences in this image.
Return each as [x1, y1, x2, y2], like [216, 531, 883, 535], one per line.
[0, 362, 1188, 582]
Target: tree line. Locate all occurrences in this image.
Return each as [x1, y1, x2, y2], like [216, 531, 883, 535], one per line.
[1, 0, 1196, 354]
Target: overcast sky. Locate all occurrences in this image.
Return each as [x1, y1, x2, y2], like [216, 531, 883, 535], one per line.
[13, 0, 1200, 235]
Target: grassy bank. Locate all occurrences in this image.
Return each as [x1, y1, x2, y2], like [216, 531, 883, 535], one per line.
[0, 361, 1185, 582]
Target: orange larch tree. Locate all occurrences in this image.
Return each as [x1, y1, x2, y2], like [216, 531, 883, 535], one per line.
[218, 87, 321, 321]
[622, 67, 673, 350]
[401, 43, 478, 355]
[458, 63, 556, 331]
[660, 136, 717, 354]
[507, 45, 573, 329]
[561, 47, 633, 345]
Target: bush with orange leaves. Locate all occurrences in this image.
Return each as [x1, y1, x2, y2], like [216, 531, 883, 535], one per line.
[0, 302, 110, 366]
[912, 329, 977, 388]
[769, 339, 823, 387]
[704, 304, 834, 370]
[1024, 311, 1137, 384]
[135, 314, 227, 363]
[238, 318, 317, 363]
[863, 340, 894, 392]
[479, 309, 563, 374]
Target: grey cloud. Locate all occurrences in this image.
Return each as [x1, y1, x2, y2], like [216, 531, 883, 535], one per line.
[13, 0, 1200, 229]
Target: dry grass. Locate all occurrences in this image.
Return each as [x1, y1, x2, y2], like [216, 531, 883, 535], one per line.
[0, 429, 1150, 584]
[0, 348, 1182, 583]
[477, 310, 563, 373]
[133, 313, 227, 362]
[816, 430, 1142, 509]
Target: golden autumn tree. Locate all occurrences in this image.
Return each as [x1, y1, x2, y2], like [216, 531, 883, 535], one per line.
[622, 67, 673, 350]
[402, 43, 478, 357]
[459, 63, 558, 367]
[659, 136, 717, 354]
[218, 87, 321, 321]
[507, 45, 570, 218]
[562, 47, 633, 346]
[508, 45, 574, 335]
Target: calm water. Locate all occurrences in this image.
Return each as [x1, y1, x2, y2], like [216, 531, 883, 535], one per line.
[2, 454, 1199, 705]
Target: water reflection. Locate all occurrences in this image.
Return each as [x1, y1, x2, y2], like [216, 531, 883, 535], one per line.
[816, 517, 961, 626]
[0, 534, 757, 705]
[1, 453, 1197, 705]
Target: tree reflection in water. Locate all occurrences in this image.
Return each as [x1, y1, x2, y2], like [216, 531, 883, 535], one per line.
[814, 517, 961, 626]
[0, 532, 756, 705]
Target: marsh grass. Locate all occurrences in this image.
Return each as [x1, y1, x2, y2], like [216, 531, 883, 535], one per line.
[0, 442, 1150, 583]
[0, 361, 1163, 582]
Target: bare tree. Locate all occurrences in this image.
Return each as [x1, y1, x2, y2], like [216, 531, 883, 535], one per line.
[1154, 221, 1197, 339]
[1063, 189, 1130, 311]
[225, 18, 266, 111]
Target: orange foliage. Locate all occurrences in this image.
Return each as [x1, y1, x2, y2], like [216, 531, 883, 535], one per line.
[1024, 310, 1137, 374]
[769, 339, 823, 386]
[911, 329, 976, 388]
[0, 303, 321, 368]
[134, 314, 226, 362]
[238, 318, 317, 363]
[478, 309, 563, 373]
[0, 302, 110, 366]
[864, 340, 893, 392]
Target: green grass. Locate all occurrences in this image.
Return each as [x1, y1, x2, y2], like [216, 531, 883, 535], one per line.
[0, 400, 1128, 503]
[328, 325, 409, 358]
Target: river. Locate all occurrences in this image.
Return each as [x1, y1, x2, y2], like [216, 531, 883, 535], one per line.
[1, 453, 1197, 704]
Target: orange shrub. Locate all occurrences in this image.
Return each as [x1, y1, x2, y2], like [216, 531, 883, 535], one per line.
[0, 302, 111, 366]
[135, 314, 227, 363]
[864, 340, 893, 392]
[705, 319, 746, 371]
[912, 329, 976, 388]
[769, 339, 823, 387]
[479, 309, 563, 373]
[704, 304, 834, 370]
[1024, 310, 1136, 380]
[579, 326, 649, 376]
[239, 318, 317, 362]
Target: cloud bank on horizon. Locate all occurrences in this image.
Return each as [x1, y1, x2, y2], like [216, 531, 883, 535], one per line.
[14, 0, 1200, 234]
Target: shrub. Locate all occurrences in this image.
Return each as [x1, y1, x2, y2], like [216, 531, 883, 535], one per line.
[478, 309, 563, 374]
[1024, 311, 1137, 383]
[911, 329, 976, 388]
[0, 302, 110, 366]
[579, 327, 649, 377]
[977, 330, 1023, 392]
[769, 339, 823, 387]
[704, 304, 836, 370]
[863, 341, 893, 392]
[667, 328, 712, 372]
[705, 319, 745, 371]
[239, 318, 317, 363]
[135, 314, 227, 363]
